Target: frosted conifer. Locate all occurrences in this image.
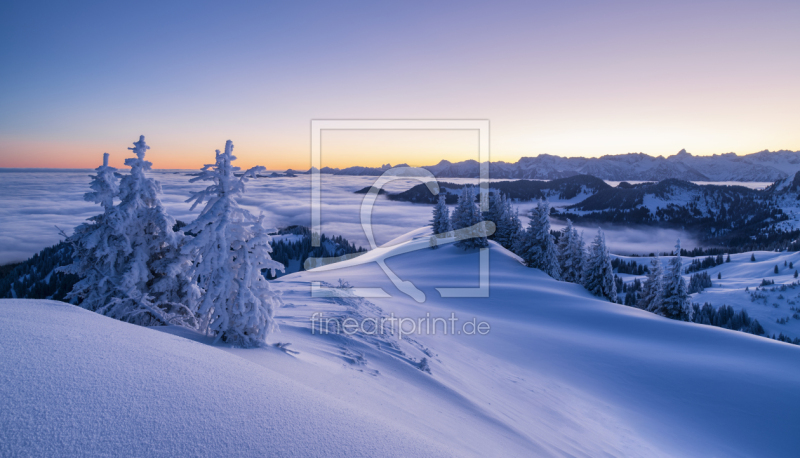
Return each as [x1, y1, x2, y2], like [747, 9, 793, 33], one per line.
[181, 140, 284, 346]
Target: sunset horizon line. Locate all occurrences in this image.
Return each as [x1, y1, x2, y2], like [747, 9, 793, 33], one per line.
[2, 145, 799, 172]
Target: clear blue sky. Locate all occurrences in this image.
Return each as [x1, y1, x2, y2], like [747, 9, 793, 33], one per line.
[1, 0, 798, 169]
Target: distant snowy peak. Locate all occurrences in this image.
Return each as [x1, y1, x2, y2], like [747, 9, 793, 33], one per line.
[310, 149, 800, 182]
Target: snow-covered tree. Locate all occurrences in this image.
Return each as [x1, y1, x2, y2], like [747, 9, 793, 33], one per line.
[450, 186, 488, 250]
[488, 194, 516, 250]
[574, 230, 586, 283]
[508, 205, 523, 247]
[557, 219, 583, 283]
[63, 137, 191, 326]
[659, 239, 693, 321]
[513, 200, 560, 278]
[181, 140, 284, 346]
[61, 153, 121, 309]
[481, 191, 502, 229]
[493, 195, 522, 250]
[483, 191, 513, 242]
[84, 152, 119, 209]
[582, 229, 616, 300]
[431, 193, 451, 236]
[638, 255, 664, 312]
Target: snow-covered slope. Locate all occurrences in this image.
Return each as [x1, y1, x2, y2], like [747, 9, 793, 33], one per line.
[616, 250, 800, 342]
[0, 299, 455, 457]
[3, 234, 800, 457]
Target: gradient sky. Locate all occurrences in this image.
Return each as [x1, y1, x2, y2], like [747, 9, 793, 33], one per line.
[1, 0, 798, 170]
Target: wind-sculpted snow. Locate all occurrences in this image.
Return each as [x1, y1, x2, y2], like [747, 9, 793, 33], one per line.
[3, 236, 800, 456]
[268, 237, 800, 457]
[0, 299, 454, 457]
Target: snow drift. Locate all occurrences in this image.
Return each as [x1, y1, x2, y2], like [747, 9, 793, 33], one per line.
[2, 233, 800, 457]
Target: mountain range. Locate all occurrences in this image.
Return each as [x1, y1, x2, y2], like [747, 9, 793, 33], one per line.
[311, 149, 800, 182]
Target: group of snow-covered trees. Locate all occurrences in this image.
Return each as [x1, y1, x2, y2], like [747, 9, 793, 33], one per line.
[61, 136, 282, 346]
[429, 188, 700, 313]
[635, 240, 693, 320]
[431, 188, 618, 301]
[431, 187, 489, 249]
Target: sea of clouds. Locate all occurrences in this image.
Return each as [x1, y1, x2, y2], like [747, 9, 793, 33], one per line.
[0, 169, 700, 264]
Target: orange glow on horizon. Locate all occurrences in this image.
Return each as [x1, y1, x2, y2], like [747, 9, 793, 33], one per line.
[2, 127, 799, 171]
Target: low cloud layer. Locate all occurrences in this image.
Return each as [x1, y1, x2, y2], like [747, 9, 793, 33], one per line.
[0, 171, 697, 264]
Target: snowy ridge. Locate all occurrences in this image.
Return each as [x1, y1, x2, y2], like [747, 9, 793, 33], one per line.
[4, 234, 800, 456]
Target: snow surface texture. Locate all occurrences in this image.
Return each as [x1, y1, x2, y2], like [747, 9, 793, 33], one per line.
[0, 299, 453, 457]
[0, 170, 700, 264]
[3, 233, 800, 457]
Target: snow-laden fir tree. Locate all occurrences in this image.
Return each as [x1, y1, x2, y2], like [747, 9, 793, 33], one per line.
[582, 229, 616, 301]
[63, 138, 192, 326]
[84, 152, 119, 209]
[513, 200, 560, 278]
[508, 206, 523, 248]
[488, 193, 514, 249]
[450, 186, 488, 250]
[494, 196, 522, 250]
[181, 140, 284, 346]
[60, 153, 120, 309]
[658, 239, 693, 321]
[481, 191, 501, 228]
[556, 219, 583, 283]
[573, 230, 586, 283]
[638, 255, 664, 312]
[431, 193, 451, 236]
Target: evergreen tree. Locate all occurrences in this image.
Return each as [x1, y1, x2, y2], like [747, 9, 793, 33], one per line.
[481, 191, 502, 232]
[774, 265, 779, 274]
[513, 200, 560, 278]
[430, 193, 451, 236]
[450, 186, 488, 250]
[63, 138, 189, 326]
[726, 254, 731, 262]
[181, 140, 284, 346]
[84, 152, 119, 209]
[751, 253, 756, 262]
[490, 194, 517, 249]
[659, 239, 693, 321]
[574, 230, 586, 284]
[557, 219, 581, 283]
[506, 205, 523, 249]
[638, 255, 664, 312]
[582, 229, 616, 300]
